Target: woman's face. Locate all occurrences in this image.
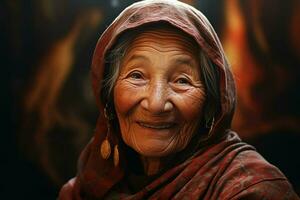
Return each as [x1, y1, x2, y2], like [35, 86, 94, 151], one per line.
[114, 29, 206, 157]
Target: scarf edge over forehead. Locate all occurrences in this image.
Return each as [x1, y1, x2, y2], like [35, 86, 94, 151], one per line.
[78, 0, 237, 198]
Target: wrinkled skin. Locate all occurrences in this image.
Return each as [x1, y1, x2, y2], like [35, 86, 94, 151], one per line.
[113, 29, 206, 174]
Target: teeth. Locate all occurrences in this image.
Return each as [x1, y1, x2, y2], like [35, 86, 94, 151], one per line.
[139, 122, 173, 129]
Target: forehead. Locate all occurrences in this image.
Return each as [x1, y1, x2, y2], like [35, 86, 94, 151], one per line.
[125, 27, 199, 57]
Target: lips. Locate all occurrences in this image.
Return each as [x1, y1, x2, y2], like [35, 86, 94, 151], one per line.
[137, 121, 176, 129]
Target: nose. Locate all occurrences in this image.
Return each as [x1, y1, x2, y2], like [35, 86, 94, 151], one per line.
[141, 81, 173, 114]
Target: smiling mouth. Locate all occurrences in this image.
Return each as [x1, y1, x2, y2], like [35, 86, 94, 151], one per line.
[138, 122, 176, 129]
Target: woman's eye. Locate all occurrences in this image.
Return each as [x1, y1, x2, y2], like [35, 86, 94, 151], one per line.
[175, 78, 191, 85]
[129, 71, 143, 79]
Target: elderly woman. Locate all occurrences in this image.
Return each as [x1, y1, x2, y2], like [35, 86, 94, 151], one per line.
[59, 0, 299, 199]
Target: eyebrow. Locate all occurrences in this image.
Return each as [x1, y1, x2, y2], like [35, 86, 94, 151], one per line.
[124, 54, 196, 69]
[173, 57, 195, 68]
[126, 54, 150, 63]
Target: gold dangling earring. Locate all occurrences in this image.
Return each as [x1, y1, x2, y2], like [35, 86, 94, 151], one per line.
[101, 134, 111, 160]
[114, 144, 119, 167]
[100, 104, 119, 167]
[100, 106, 112, 160]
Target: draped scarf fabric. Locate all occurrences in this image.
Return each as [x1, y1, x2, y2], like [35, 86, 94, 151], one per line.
[59, 0, 299, 199]
[117, 132, 256, 200]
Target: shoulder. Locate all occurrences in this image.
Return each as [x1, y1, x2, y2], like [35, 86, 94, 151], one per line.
[228, 179, 299, 200]
[216, 150, 299, 199]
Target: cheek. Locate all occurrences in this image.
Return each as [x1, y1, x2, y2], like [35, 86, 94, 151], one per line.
[172, 88, 206, 151]
[114, 80, 141, 114]
[175, 88, 206, 120]
[114, 80, 142, 145]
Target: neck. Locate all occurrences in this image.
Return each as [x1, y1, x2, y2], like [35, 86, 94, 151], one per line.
[140, 156, 162, 176]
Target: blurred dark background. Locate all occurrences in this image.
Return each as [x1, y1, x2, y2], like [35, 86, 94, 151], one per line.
[2, 0, 300, 198]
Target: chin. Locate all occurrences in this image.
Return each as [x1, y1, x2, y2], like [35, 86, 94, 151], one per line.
[132, 141, 178, 158]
